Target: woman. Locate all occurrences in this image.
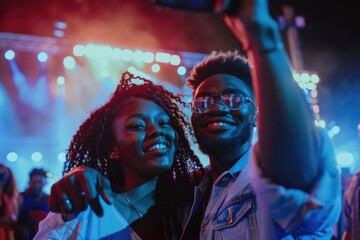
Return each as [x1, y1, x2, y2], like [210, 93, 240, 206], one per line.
[35, 71, 204, 240]
[0, 164, 19, 240]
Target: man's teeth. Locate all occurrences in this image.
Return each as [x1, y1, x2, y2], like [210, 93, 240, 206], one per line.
[147, 144, 167, 152]
[207, 122, 231, 127]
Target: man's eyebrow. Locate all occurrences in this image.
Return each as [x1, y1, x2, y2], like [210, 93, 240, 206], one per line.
[195, 89, 244, 96]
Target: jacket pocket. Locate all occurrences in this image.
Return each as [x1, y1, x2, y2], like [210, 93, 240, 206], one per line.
[211, 192, 259, 240]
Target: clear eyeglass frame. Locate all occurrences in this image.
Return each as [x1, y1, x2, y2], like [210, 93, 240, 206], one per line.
[191, 93, 257, 114]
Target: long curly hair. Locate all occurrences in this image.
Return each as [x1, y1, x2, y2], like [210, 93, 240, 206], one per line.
[186, 50, 253, 93]
[63, 71, 204, 237]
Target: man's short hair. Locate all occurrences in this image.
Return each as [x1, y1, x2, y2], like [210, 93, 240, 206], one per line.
[29, 168, 47, 179]
[186, 50, 252, 93]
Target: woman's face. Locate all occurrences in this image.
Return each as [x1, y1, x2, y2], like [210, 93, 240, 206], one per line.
[112, 98, 177, 185]
[0, 166, 10, 189]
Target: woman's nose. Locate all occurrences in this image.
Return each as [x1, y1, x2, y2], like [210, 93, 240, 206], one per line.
[148, 125, 165, 137]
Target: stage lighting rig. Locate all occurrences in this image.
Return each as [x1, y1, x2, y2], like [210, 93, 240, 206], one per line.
[154, 0, 239, 15]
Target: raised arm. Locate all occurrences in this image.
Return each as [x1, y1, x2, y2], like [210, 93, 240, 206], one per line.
[224, 0, 322, 191]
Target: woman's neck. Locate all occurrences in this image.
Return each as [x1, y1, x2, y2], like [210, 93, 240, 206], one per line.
[122, 174, 158, 192]
[113, 176, 158, 224]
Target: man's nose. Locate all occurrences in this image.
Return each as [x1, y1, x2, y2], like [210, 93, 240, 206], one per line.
[207, 100, 230, 114]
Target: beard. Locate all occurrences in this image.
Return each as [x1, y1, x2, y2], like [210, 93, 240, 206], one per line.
[194, 122, 254, 158]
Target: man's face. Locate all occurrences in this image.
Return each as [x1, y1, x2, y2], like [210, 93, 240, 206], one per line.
[28, 175, 47, 197]
[191, 74, 256, 157]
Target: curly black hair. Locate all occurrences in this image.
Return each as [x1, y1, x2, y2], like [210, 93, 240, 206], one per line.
[186, 50, 253, 94]
[63, 71, 204, 238]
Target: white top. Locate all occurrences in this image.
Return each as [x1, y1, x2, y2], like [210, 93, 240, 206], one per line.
[34, 197, 141, 240]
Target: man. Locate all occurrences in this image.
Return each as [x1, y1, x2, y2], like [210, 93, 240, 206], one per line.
[15, 168, 49, 240]
[179, 0, 341, 238]
[46, 0, 341, 239]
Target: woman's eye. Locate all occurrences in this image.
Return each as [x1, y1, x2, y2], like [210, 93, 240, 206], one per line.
[159, 119, 171, 127]
[128, 123, 145, 130]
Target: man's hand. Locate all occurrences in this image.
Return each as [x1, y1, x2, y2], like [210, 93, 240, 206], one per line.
[223, 0, 280, 51]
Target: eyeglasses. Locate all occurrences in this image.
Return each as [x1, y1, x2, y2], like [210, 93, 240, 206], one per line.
[191, 93, 256, 114]
[0, 173, 9, 182]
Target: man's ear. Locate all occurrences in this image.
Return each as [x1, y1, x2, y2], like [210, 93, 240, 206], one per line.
[175, 132, 179, 147]
[252, 107, 258, 127]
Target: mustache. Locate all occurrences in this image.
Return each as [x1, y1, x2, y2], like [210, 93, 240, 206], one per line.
[194, 122, 254, 156]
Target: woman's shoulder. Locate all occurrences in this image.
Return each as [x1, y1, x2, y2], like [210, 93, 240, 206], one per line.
[36, 199, 140, 240]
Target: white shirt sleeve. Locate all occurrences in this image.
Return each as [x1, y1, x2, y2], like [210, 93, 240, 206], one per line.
[34, 197, 142, 240]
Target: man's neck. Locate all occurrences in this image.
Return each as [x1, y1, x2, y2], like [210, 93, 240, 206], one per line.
[26, 189, 46, 199]
[208, 141, 251, 180]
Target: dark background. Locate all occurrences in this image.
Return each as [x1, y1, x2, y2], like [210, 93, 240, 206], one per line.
[0, 0, 359, 172]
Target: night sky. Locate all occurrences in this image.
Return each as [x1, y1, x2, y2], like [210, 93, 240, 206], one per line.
[280, 1, 360, 155]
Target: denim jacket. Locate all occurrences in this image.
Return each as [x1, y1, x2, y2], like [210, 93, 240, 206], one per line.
[181, 133, 341, 240]
[181, 150, 259, 240]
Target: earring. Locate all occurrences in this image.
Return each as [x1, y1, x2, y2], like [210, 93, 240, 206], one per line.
[109, 152, 120, 160]
[252, 108, 258, 127]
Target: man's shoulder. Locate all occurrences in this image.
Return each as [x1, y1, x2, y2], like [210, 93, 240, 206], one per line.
[42, 192, 50, 201]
